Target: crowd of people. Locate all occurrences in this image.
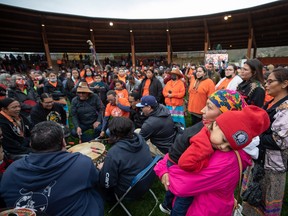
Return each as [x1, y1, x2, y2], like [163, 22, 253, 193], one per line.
[0, 59, 287, 216]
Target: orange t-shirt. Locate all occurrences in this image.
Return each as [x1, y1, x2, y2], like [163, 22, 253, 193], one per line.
[142, 79, 151, 96]
[104, 97, 130, 118]
[118, 75, 126, 83]
[188, 78, 215, 114]
[115, 89, 129, 99]
[85, 77, 95, 85]
[215, 78, 232, 90]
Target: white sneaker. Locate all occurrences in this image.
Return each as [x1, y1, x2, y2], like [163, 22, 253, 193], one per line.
[159, 203, 171, 214]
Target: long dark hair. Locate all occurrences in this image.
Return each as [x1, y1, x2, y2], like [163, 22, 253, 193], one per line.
[108, 117, 134, 143]
[244, 59, 264, 84]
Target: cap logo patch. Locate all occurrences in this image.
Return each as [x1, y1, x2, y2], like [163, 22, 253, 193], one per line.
[233, 131, 248, 146]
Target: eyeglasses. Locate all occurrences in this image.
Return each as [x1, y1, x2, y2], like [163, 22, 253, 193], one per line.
[265, 79, 278, 85]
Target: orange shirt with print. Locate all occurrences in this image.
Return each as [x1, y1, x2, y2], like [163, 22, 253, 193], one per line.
[115, 89, 129, 99]
[142, 79, 151, 96]
[188, 77, 215, 114]
[104, 97, 130, 118]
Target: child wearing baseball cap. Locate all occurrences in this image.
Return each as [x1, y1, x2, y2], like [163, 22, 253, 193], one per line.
[159, 105, 270, 215]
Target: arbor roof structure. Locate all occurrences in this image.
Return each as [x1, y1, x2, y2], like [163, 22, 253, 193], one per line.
[0, 1, 287, 54]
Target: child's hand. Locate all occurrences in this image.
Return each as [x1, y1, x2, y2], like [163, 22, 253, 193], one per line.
[161, 173, 170, 191]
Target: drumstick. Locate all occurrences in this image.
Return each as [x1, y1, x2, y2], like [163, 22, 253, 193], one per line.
[91, 149, 102, 154]
[91, 147, 103, 151]
[78, 135, 82, 144]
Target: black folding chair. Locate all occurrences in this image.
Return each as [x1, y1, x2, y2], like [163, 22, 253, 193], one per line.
[108, 155, 162, 216]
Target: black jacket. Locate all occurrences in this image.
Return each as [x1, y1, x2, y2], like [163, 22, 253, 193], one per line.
[169, 121, 204, 164]
[43, 80, 65, 99]
[8, 86, 39, 117]
[30, 102, 67, 126]
[0, 113, 31, 155]
[140, 104, 176, 154]
[71, 93, 103, 128]
[129, 107, 147, 129]
[138, 77, 163, 103]
[99, 133, 153, 198]
[237, 80, 265, 107]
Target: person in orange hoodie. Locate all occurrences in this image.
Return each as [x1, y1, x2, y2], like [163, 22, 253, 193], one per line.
[163, 68, 186, 127]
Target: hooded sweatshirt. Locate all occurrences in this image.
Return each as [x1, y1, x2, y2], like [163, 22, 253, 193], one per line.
[0, 151, 104, 216]
[154, 150, 252, 216]
[140, 104, 177, 154]
[99, 133, 153, 198]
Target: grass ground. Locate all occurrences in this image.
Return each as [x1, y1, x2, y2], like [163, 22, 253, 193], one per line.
[66, 104, 288, 216]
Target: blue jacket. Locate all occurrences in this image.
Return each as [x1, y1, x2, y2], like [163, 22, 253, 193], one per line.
[99, 133, 153, 198]
[0, 151, 104, 216]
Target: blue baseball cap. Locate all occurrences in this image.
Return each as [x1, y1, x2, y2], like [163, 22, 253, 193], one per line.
[136, 95, 158, 108]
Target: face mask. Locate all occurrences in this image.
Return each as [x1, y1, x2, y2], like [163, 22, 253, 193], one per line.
[50, 78, 57, 83]
[16, 79, 25, 85]
[171, 74, 177, 81]
[86, 73, 92, 77]
[197, 76, 203, 81]
[226, 75, 232, 79]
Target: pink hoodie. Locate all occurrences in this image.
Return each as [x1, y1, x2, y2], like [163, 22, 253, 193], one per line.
[154, 150, 252, 216]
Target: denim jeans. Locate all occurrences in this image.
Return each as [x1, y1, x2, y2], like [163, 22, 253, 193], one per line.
[163, 160, 194, 216]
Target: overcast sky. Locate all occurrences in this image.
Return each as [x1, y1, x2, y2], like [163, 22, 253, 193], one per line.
[0, 0, 279, 19]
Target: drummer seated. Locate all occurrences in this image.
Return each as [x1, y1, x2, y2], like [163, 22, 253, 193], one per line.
[71, 82, 104, 142]
[97, 117, 154, 202]
[0, 121, 104, 216]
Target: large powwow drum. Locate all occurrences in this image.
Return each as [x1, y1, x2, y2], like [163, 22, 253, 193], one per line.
[0, 208, 36, 216]
[68, 141, 106, 166]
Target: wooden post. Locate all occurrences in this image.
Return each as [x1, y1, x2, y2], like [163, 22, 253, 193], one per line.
[41, 25, 52, 68]
[130, 31, 136, 69]
[167, 30, 171, 65]
[204, 19, 210, 63]
[247, 14, 253, 59]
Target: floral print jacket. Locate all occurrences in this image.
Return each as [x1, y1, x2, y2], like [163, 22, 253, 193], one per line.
[266, 100, 288, 172]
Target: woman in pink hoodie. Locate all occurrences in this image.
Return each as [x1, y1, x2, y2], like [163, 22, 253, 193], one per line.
[155, 90, 269, 216]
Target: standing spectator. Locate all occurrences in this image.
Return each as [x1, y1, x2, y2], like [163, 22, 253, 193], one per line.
[0, 73, 12, 89]
[155, 106, 269, 216]
[90, 74, 109, 106]
[237, 59, 265, 107]
[207, 62, 220, 85]
[215, 64, 242, 90]
[187, 66, 215, 125]
[138, 68, 163, 103]
[65, 68, 80, 102]
[71, 82, 103, 142]
[0, 121, 104, 216]
[242, 67, 288, 216]
[8, 74, 39, 118]
[114, 80, 129, 99]
[126, 75, 140, 93]
[44, 70, 65, 99]
[97, 117, 153, 201]
[81, 65, 96, 86]
[163, 68, 186, 127]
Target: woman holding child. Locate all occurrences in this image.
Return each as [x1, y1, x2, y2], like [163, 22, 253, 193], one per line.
[155, 89, 270, 216]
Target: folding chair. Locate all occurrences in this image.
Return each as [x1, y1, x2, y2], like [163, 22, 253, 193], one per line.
[108, 155, 162, 216]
